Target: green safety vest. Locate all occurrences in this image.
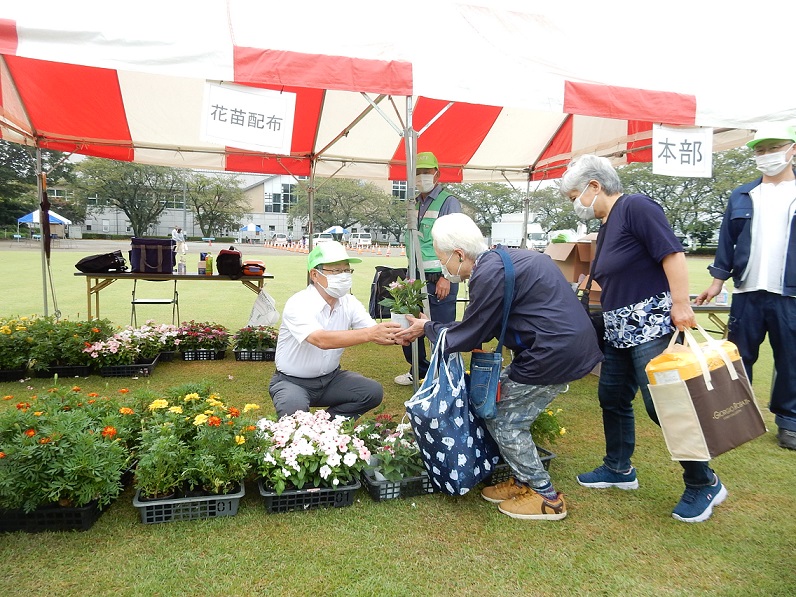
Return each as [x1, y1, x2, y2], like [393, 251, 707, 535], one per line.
[417, 190, 451, 273]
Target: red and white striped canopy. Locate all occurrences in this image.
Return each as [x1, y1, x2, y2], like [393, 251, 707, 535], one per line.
[2, 1, 795, 182]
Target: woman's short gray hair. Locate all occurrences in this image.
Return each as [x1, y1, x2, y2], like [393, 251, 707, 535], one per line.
[431, 213, 488, 260]
[559, 154, 623, 197]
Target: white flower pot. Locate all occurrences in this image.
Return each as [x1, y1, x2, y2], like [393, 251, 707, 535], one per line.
[390, 312, 410, 329]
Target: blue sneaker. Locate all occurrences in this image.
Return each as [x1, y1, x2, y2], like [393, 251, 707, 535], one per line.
[672, 475, 727, 523]
[576, 465, 639, 490]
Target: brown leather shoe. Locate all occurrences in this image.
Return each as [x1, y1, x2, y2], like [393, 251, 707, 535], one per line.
[481, 478, 527, 503]
[498, 489, 567, 520]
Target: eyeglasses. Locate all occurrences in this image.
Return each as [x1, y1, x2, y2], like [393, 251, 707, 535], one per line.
[753, 143, 793, 156]
[322, 268, 354, 274]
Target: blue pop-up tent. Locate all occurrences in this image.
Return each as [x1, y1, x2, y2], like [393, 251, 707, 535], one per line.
[17, 210, 72, 226]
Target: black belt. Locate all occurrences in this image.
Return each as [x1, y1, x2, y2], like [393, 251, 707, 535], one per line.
[425, 272, 442, 283]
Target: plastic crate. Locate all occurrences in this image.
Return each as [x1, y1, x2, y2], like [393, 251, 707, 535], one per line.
[181, 349, 226, 361]
[157, 351, 177, 362]
[233, 349, 275, 362]
[99, 355, 159, 378]
[484, 447, 555, 485]
[360, 469, 434, 501]
[34, 365, 92, 378]
[257, 478, 360, 513]
[132, 484, 244, 524]
[0, 499, 104, 533]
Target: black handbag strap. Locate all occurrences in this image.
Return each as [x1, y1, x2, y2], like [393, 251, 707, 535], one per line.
[492, 246, 515, 353]
[581, 226, 606, 310]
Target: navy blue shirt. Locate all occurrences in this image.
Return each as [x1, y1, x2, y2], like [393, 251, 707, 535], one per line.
[594, 194, 683, 311]
[425, 248, 603, 386]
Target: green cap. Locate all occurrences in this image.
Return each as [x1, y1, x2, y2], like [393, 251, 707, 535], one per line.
[746, 124, 796, 149]
[307, 241, 362, 271]
[416, 152, 439, 170]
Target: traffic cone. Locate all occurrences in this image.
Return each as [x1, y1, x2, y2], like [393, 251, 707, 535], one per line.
[386, 245, 391, 257]
[400, 245, 406, 257]
[377, 245, 382, 255]
[357, 246, 362, 255]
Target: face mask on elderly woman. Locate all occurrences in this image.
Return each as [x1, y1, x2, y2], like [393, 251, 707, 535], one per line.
[573, 186, 597, 221]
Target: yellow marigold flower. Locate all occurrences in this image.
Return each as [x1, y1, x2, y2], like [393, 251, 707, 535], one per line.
[193, 414, 208, 426]
[168, 406, 183, 414]
[234, 435, 246, 445]
[204, 409, 214, 415]
[15, 325, 27, 331]
[209, 393, 221, 400]
[34, 411, 43, 417]
[559, 428, 567, 436]
[184, 393, 200, 402]
[2, 395, 12, 401]
[148, 399, 169, 411]
[243, 403, 260, 413]
[206, 398, 224, 407]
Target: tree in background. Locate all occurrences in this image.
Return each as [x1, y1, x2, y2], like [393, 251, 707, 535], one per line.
[290, 178, 393, 234]
[0, 140, 75, 226]
[74, 158, 185, 237]
[446, 182, 525, 235]
[526, 184, 584, 234]
[184, 172, 248, 238]
[617, 148, 759, 246]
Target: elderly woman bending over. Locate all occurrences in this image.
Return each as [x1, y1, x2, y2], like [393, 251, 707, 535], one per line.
[396, 213, 602, 521]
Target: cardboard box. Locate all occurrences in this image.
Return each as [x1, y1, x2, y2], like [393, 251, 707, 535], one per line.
[577, 276, 602, 305]
[544, 242, 593, 283]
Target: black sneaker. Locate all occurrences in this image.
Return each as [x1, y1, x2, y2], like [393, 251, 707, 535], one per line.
[778, 428, 796, 450]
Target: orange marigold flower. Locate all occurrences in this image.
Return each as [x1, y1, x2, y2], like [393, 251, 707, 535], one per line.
[207, 416, 222, 427]
[48, 387, 58, 393]
[72, 386, 81, 392]
[0, 452, 5, 458]
[101, 426, 117, 439]
[119, 388, 130, 394]
[245, 425, 256, 432]
[227, 406, 240, 417]
[88, 392, 99, 398]
[227, 420, 234, 426]
[16, 402, 31, 410]
[88, 399, 96, 404]
[119, 407, 135, 415]
[91, 327, 100, 333]
[2, 395, 12, 401]
[24, 428, 35, 437]
[39, 437, 51, 444]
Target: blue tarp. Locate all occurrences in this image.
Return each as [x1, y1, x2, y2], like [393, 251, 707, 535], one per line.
[17, 210, 72, 225]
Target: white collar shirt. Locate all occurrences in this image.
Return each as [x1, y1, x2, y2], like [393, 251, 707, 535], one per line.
[742, 180, 796, 294]
[275, 284, 376, 378]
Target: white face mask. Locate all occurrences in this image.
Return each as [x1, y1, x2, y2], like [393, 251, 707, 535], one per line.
[416, 174, 436, 194]
[316, 271, 353, 298]
[573, 186, 597, 221]
[755, 145, 793, 177]
[440, 252, 462, 283]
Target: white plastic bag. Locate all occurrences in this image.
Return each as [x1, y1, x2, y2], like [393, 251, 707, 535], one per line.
[248, 291, 279, 327]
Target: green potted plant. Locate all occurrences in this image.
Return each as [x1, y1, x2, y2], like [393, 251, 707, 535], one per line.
[0, 316, 33, 380]
[377, 277, 427, 328]
[255, 410, 368, 511]
[28, 317, 115, 377]
[0, 385, 137, 531]
[83, 324, 161, 377]
[233, 325, 278, 361]
[175, 321, 230, 361]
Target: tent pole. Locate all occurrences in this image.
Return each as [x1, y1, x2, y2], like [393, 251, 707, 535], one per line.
[37, 148, 49, 317]
[521, 175, 531, 250]
[306, 157, 316, 285]
[404, 96, 420, 389]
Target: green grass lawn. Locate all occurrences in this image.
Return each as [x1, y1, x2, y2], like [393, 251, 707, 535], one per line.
[0, 242, 792, 597]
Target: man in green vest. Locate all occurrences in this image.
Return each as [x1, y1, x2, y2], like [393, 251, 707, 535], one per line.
[395, 151, 462, 385]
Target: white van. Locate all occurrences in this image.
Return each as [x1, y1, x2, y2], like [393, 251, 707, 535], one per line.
[271, 233, 288, 246]
[312, 233, 334, 244]
[348, 232, 372, 247]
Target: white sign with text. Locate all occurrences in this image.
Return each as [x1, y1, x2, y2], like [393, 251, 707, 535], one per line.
[652, 125, 713, 178]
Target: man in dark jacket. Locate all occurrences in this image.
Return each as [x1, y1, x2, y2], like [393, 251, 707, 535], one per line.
[396, 213, 603, 521]
[696, 124, 796, 451]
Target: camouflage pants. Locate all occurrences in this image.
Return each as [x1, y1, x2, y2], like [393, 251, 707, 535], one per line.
[483, 370, 566, 488]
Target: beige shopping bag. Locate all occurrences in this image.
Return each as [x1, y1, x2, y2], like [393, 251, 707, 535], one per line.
[646, 326, 766, 461]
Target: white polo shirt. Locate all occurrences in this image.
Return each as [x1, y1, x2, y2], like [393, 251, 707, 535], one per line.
[275, 284, 376, 378]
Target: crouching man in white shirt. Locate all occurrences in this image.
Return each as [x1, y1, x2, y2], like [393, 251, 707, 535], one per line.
[269, 242, 402, 420]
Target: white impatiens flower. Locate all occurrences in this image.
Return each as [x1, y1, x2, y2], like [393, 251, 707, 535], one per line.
[319, 465, 332, 480]
[343, 452, 357, 467]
